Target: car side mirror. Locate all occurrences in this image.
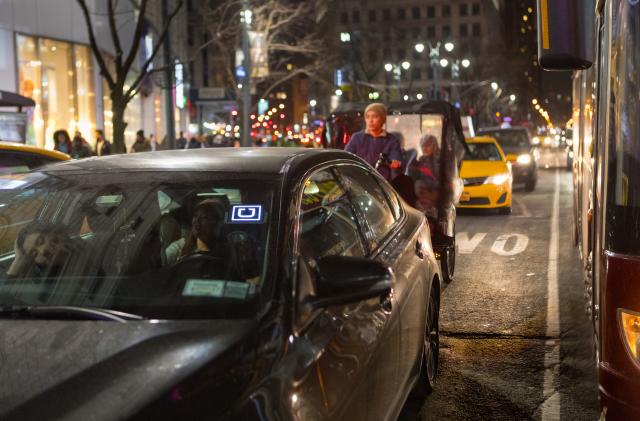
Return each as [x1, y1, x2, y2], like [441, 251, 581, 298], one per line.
[305, 256, 393, 309]
[505, 154, 518, 162]
[536, 0, 595, 70]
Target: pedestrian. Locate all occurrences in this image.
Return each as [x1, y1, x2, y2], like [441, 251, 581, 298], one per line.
[130, 130, 151, 153]
[344, 103, 402, 181]
[95, 129, 112, 156]
[149, 134, 158, 151]
[177, 131, 188, 149]
[53, 130, 72, 155]
[71, 131, 93, 159]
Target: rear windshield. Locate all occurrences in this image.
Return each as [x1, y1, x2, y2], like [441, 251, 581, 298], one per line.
[464, 143, 502, 161]
[477, 130, 530, 148]
[0, 171, 275, 320]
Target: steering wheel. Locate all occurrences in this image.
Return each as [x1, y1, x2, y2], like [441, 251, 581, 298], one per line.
[171, 252, 226, 271]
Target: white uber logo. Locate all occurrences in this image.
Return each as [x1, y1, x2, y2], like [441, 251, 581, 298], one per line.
[231, 205, 263, 223]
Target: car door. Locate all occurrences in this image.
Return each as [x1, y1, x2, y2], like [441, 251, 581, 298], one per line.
[291, 167, 398, 420]
[335, 164, 426, 417]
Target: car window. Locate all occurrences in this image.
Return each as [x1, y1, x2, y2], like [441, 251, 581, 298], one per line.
[298, 168, 366, 264]
[0, 152, 36, 174]
[0, 171, 275, 320]
[337, 165, 397, 247]
[464, 143, 503, 161]
[477, 130, 530, 148]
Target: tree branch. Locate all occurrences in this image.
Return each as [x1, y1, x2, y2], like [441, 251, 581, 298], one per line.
[125, 0, 184, 102]
[121, 0, 148, 77]
[107, 0, 124, 73]
[76, 0, 116, 89]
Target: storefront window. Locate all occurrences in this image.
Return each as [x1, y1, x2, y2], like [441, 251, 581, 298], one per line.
[16, 35, 42, 146]
[17, 35, 97, 149]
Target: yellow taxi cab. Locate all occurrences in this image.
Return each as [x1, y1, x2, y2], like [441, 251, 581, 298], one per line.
[457, 136, 512, 214]
[0, 141, 70, 174]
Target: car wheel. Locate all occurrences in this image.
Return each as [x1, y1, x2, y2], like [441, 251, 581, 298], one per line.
[440, 243, 455, 283]
[411, 285, 440, 398]
[525, 178, 536, 192]
[499, 206, 512, 215]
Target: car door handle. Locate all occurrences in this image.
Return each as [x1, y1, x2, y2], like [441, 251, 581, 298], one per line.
[415, 240, 425, 259]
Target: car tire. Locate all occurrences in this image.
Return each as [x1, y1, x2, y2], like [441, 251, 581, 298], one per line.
[411, 284, 440, 398]
[499, 206, 512, 215]
[525, 178, 536, 192]
[440, 242, 455, 283]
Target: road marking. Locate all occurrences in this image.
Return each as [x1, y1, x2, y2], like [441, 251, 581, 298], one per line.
[457, 232, 487, 254]
[542, 170, 561, 420]
[490, 234, 529, 256]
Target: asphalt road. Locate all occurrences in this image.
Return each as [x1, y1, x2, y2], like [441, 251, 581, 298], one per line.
[400, 149, 599, 420]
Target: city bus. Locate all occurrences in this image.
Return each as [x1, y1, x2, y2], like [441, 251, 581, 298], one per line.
[538, 0, 640, 419]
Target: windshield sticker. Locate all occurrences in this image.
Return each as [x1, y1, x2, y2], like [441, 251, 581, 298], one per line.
[223, 282, 250, 299]
[230, 205, 263, 223]
[183, 279, 225, 297]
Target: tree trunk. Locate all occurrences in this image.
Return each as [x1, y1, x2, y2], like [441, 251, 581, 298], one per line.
[111, 98, 128, 154]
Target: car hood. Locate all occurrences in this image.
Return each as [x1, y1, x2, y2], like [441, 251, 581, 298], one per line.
[460, 160, 509, 179]
[0, 319, 257, 420]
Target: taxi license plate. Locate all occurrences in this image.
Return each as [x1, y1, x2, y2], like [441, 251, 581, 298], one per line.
[460, 191, 471, 202]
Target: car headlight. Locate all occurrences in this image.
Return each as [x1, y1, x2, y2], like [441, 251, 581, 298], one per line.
[516, 154, 532, 165]
[532, 136, 540, 145]
[484, 173, 511, 185]
[619, 309, 640, 366]
[544, 137, 552, 145]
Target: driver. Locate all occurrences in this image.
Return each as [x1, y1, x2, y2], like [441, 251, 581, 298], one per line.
[178, 199, 227, 261]
[6, 222, 72, 279]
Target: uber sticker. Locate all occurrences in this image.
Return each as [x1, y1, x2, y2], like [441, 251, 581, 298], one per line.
[183, 279, 224, 297]
[231, 205, 263, 223]
[224, 282, 250, 299]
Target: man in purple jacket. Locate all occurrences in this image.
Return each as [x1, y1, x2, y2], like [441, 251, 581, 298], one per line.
[345, 103, 402, 181]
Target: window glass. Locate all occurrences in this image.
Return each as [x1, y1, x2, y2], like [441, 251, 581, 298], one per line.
[397, 8, 406, 20]
[0, 171, 274, 320]
[338, 166, 396, 245]
[464, 143, 502, 161]
[477, 129, 531, 148]
[460, 24, 469, 37]
[412, 7, 420, 19]
[460, 3, 468, 16]
[472, 3, 481, 15]
[427, 6, 435, 18]
[17, 35, 42, 147]
[369, 10, 377, 22]
[73, 45, 96, 146]
[299, 169, 366, 263]
[442, 5, 451, 17]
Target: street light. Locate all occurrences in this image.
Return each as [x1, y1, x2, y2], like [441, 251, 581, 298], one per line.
[461, 59, 471, 68]
[417, 93, 424, 100]
[415, 43, 425, 53]
[384, 62, 411, 101]
[309, 99, 317, 107]
[491, 82, 499, 91]
[444, 42, 455, 52]
[384, 63, 394, 72]
[401, 61, 411, 70]
[335, 89, 343, 96]
[440, 58, 449, 68]
[510, 94, 517, 102]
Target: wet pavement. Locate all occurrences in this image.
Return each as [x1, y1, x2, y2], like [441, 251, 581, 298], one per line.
[400, 150, 599, 420]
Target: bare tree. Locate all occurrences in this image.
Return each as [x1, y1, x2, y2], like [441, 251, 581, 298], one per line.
[193, 0, 335, 109]
[76, 0, 183, 153]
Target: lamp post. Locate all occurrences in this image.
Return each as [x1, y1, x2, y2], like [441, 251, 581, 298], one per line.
[240, 3, 252, 147]
[440, 58, 471, 105]
[384, 61, 411, 101]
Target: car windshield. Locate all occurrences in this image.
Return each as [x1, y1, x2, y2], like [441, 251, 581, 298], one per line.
[0, 171, 275, 320]
[464, 143, 502, 161]
[478, 130, 530, 148]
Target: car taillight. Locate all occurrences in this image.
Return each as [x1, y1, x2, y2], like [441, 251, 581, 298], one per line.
[619, 309, 640, 366]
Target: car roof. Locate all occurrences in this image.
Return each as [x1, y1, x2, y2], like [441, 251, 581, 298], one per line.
[466, 136, 499, 144]
[43, 147, 360, 175]
[0, 142, 70, 161]
[477, 126, 528, 133]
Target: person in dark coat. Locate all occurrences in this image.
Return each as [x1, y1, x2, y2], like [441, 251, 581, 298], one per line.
[95, 130, 112, 156]
[130, 130, 151, 153]
[71, 131, 93, 159]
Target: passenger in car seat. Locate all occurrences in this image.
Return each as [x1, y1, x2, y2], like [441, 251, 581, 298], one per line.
[178, 199, 227, 260]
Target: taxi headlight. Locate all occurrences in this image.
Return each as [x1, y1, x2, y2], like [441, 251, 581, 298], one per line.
[484, 173, 511, 185]
[619, 309, 640, 366]
[516, 154, 532, 165]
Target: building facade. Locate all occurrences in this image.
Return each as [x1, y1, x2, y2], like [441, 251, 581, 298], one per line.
[331, 0, 505, 105]
[0, 0, 188, 150]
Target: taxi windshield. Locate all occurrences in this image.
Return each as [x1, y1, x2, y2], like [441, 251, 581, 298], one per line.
[464, 143, 502, 161]
[0, 171, 275, 320]
[478, 130, 530, 148]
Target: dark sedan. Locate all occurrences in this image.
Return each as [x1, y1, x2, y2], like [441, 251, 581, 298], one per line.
[0, 148, 441, 421]
[476, 127, 538, 191]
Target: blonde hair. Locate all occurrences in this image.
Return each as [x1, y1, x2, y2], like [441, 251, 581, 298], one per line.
[364, 103, 387, 125]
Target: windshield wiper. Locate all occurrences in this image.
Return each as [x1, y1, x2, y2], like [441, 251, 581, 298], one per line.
[0, 305, 145, 322]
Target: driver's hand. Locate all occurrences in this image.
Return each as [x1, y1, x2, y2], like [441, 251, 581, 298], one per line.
[389, 160, 402, 169]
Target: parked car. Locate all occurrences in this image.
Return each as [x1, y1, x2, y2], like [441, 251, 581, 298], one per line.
[476, 127, 538, 191]
[458, 136, 513, 214]
[0, 141, 69, 174]
[0, 148, 441, 421]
